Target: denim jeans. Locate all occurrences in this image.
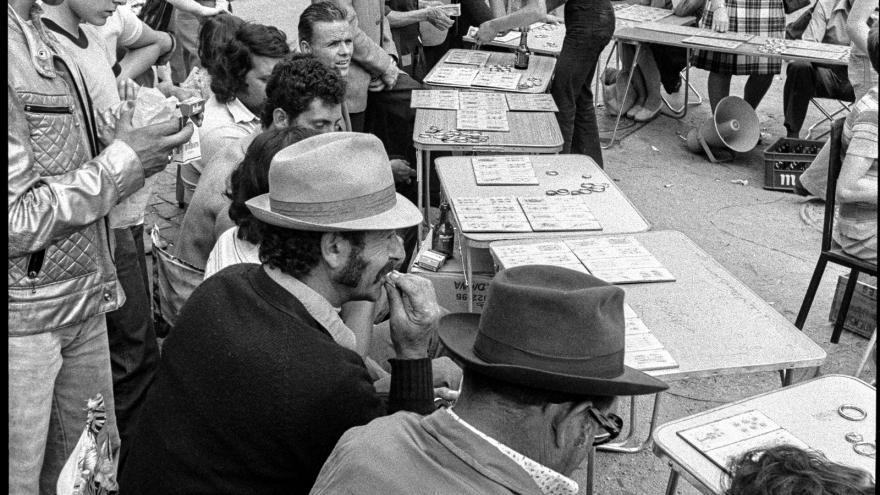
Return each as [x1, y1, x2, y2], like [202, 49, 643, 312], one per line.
[9, 315, 120, 495]
[551, 0, 615, 165]
[106, 224, 159, 473]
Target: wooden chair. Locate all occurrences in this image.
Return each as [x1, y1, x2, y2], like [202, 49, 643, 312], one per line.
[794, 117, 878, 346]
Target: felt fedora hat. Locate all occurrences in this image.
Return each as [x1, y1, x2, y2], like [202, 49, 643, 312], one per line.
[246, 132, 423, 231]
[439, 265, 669, 396]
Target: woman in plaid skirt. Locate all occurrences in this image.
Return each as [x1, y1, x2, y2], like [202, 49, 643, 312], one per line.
[693, 0, 785, 112]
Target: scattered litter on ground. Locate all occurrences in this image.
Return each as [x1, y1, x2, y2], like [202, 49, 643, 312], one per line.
[731, 179, 749, 186]
[664, 184, 674, 188]
[651, 145, 659, 152]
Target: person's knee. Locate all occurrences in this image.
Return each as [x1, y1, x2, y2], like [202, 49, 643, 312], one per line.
[786, 61, 814, 81]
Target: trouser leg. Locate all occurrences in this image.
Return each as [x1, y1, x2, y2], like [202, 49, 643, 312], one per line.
[783, 61, 818, 137]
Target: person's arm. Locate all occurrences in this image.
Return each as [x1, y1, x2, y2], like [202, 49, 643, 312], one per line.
[836, 112, 878, 203]
[164, 0, 222, 17]
[802, 0, 830, 42]
[474, 0, 548, 42]
[323, 0, 396, 77]
[847, 0, 873, 54]
[117, 44, 163, 82]
[386, 6, 453, 29]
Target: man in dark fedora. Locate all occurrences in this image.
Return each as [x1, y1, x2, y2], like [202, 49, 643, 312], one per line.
[120, 132, 441, 494]
[310, 264, 670, 495]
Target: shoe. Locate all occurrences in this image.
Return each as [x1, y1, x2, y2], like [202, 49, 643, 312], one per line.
[633, 102, 662, 123]
[793, 174, 811, 197]
[626, 104, 643, 120]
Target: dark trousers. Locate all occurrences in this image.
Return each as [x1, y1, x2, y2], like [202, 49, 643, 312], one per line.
[106, 224, 159, 472]
[364, 72, 424, 165]
[783, 61, 854, 136]
[550, 0, 615, 165]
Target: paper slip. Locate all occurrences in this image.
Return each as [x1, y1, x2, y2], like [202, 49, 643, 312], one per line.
[615, 5, 673, 22]
[623, 303, 638, 320]
[440, 3, 461, 16]
[681, 36, 743, 49]
[517, 196, 603, 232]
[564, 236, 675, 284]
[494, 31, 522, 43]
[411, 89, 460, 109]
[625, 333, 665, 353]
[444, 50, 491, 66]
[781, 47, 848, 61]
[471, 156, 539, 185]
[784, 39, 849, 53]
[624, 349, 678, 371]
[700, 30, 755, 42]
[425, 66, 479, 87]
[625, 317, 652, 336]
[459, 91, 509, 110]
[491, 241, 588, 273]
[636, 22, 703, 36]
[678, 410, 810, 473]
[451, 196, 532, 232]
[505, 93, 559, 112]
[471, 71, 522, 91]
[456, 108, 510, 131]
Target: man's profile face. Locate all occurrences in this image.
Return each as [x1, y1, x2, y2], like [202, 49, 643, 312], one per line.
[69, 0, 123, 26]
[238, 55, 284, 115]
[292, 99, 344, 133]
[301, 21, 353, 76]
[334, 230, 404, 302]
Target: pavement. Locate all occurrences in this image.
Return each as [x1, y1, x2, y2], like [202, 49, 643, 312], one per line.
[143, 2, 877, 493]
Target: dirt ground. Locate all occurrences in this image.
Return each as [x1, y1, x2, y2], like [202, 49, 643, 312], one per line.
[146, 2, 876, 492]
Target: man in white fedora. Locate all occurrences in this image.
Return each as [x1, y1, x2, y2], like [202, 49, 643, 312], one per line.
[310, 265, 670, 495]
[120, 132, 441, 494]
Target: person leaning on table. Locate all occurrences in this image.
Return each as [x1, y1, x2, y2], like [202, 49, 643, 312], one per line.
[310, 265, 670, 495]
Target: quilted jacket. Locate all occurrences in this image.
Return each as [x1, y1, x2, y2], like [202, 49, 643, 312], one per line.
[8, 4, 145, 335]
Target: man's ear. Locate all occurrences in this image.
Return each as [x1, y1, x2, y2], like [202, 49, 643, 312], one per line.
[321, 232, 352, 270]
[551, 401, 592, 449]
[299, 40, 312, 55]
[272, 108, 289, 129]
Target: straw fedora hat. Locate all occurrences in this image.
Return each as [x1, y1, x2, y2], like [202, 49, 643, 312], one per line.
[246, 132, 423, 231]
[439, 265, 669, 396]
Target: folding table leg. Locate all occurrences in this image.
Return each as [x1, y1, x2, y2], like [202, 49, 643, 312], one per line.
[664, 470, 681, 495]
[854, 328, 877, 378]
[659, 52, 692, 118]
[416, 149, 425, 240]
[601, 43, 642, 150]
[831, 269, 860, 344]
[597, 392, 662, 453]
[585, 446, 595, 495]
[794, 256, 829, 329]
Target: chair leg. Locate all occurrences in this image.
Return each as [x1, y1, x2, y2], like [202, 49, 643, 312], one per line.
[854, 328, 877, 378]
[795, 256, 829, 329]
[831, 270, 860, 344]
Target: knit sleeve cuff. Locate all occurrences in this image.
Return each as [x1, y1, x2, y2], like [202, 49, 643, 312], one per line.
[387, 358, 434, 415]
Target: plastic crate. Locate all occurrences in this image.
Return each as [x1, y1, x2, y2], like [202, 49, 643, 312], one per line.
[762, 137, 825, 192]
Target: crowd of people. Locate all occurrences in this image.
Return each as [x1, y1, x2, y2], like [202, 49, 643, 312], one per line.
[7, 0, 878, 492]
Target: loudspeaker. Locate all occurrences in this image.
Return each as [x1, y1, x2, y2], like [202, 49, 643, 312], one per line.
[685, 96, 760, 162]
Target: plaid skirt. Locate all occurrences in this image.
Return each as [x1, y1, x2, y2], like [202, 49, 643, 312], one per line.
[692, 0, 785, 75]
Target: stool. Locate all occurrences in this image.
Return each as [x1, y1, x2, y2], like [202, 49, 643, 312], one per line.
[806, 98, 852, 139]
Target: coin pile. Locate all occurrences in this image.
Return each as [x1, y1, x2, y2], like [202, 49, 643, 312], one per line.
[517, 76, 544, 89]
[756, 38, 786, 55]
[485, 64, 515, 72]
[418, 126, 490, 143]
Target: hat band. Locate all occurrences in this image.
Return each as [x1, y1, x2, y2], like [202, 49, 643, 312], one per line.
[269, 185, 397, 223]
[472, 332, 624, 378]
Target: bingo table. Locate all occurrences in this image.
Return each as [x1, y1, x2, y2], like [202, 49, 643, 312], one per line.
[435, 154, 650, 311]
[489, 230, 827, 453]
[422, 49, 557, 93]
[653, 375, 875, 495]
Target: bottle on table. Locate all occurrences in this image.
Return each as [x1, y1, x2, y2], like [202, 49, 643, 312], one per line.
[432, 201, 455, 257]
[514, 26, 531, 70]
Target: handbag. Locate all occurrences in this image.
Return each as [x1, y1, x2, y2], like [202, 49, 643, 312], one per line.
[783, 0, 810, 15]
[138, 0, 174, 32]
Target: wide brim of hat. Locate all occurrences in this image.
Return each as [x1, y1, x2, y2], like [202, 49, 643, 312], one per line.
[245, 192, 423, 232]
[438, 313, 669, 396]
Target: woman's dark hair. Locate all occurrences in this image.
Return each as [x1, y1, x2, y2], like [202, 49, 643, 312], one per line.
[197, 13, 245, 73]
[225, 127, 322, 244]
[260, 53, 346, 126]
[298, 1, 348, 45]
[725, 445, 874, 495]
[209, 22, 290, 103]
[257, 223, 364, 279]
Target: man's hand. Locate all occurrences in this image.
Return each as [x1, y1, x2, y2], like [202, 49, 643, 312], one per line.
[476, 20, 500, 44]
[425, 6, 454, 30]
[380, 59, 400, 90]
[390, 159, 416, 184]
[712, 6, 729, 32]
[156, 81, 200, 101]
[368, 77, 387, 92]
[385, 271, 442, 359]
[114, 106, 194, 179]
[198, 5, 222, 16]
[116, 78, 140, 101]
[544, 13, 563, 24]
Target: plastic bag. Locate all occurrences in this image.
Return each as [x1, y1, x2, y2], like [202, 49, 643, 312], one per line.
[56, 394, 118, 495]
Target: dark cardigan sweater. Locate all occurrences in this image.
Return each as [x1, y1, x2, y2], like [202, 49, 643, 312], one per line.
[119, 264, 433, 494]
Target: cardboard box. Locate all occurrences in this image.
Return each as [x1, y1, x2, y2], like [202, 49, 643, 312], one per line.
[410, 234, 496, 313]
[828, 275, 877, 339]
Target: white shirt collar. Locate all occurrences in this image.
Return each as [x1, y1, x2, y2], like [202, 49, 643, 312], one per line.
[264, 267, 357, 351]
[446, 409, 580, 495]
[226, 97, 259, 125]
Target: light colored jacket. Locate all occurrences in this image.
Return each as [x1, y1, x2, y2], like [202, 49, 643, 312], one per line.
[310, 409, 545, 495]
[8, 4, 144, 335]
[325, 0, 399, 113]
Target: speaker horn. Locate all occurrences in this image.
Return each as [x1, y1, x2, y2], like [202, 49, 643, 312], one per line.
[685, 96, 760, 163]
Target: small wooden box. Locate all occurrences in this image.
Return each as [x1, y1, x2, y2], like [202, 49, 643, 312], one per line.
[828, 275, 877, 339]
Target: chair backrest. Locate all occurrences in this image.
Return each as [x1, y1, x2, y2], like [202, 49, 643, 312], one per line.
[821, 117, 846, 252]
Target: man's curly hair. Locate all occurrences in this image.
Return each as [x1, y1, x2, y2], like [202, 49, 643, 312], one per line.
[260, 54, 346, 126]
[225, 126, 322, 245]
[725, 445, 874, 495]
[208, 22, 290, 103]
[257, 223, 364, 279]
